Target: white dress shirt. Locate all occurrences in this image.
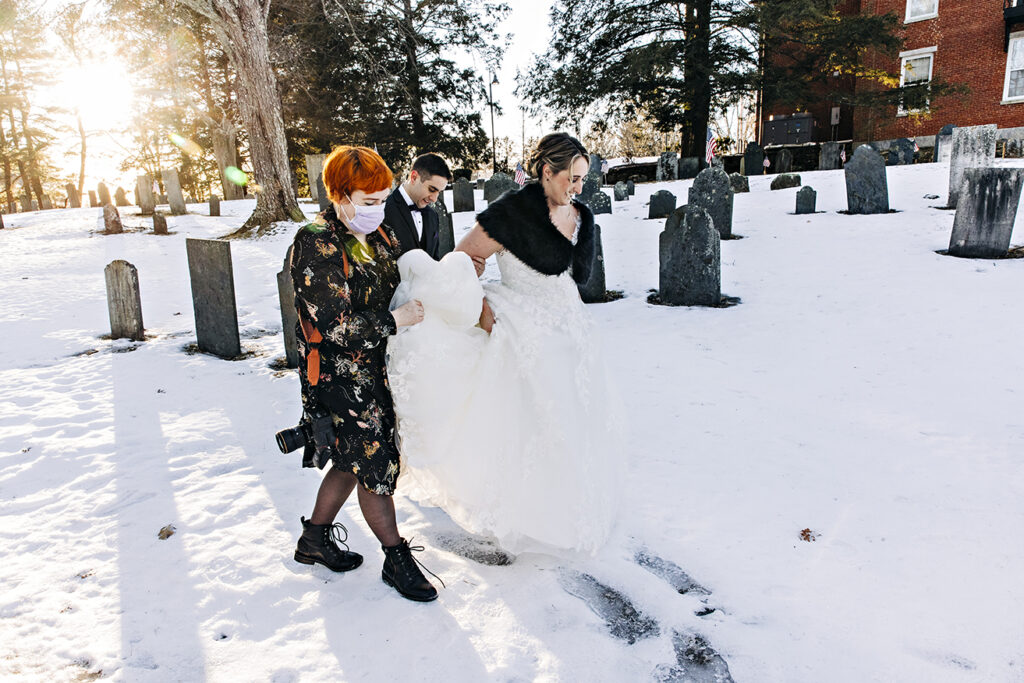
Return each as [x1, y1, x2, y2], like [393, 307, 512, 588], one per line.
[398, 185, 422, 241]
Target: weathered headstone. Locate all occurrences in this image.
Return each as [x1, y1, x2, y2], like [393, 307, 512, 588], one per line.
[186, 238, 241, 359]
[476, 178, 485, 191]
[315, 175, 331, 213]
[153, 214, 168, 235]
[162, 168, 187, 215]
[844, 146, 889, 214]
[136, 175, 155, 215]
[774, 149, 793, 174]
[742, 142, 764, 176]
[133, 188, 140, 207]
[795, 186, 817, 215]
[40, 195, 52, 210]
[588, 191, 612, 215]
[659, 205, 720, 306]
[104, 260, 145, 341]
[97, 182, 112, 206]
[888, 138, 916, 166]
[66, 184, 81, 208]
[626, 180, 635, 196]
[579, 172, 601, 204]
[819, 142, 842, 171]
[770, 174, 801, 190]
[648, 190, 677, 219]
[88, 191, 99, 208]
[484, 173, 517, 202]
[453, 178, 475, 212]
[103, 204, 123, 233]
[114, 187, 129, 206]
[678, 157, 700, 180]
[588, 153, 603, 176]
[209, 195, 221, 217]
[947, 168, 1024, 258]
[277, 247, 299, 369]
[613, 182, 629, 201]
[577, 223, 607, 304]
[935, 124, 956, 163]
[948, 124, 997, 208]
[656, 152, 679, 181]
[429, 200, 455, 256]
[728, 173, 749, 193]
[305, 154, 327, 201]
[688, 167, 733, 239]
[158, 193, 168, 205]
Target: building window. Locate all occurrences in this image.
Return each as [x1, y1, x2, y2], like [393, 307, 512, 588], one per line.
[898, 47, 935, 115]
[1005, 34, 1024, 102]
[906, 0, 938, 22]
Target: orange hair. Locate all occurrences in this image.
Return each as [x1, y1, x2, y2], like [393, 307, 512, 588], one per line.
[321, 146, 394, 202]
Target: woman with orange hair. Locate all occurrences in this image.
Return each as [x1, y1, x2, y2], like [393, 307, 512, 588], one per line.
[287, 145, 439, 602]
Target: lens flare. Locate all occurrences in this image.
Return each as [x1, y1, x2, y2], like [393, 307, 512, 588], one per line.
[224, 166, 248, 186]
[168, 133, 202, 157]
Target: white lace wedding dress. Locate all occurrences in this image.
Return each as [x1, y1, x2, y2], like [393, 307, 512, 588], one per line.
[386, 243, 623, 556]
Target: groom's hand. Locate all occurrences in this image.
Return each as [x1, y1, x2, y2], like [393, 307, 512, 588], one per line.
[479, 299, 495, 334]
[471, 255, 486, 277]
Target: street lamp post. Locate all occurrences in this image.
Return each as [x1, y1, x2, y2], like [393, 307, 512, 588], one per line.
[488, 72, 498, 174]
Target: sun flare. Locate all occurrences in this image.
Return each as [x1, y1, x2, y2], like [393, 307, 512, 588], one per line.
[58, 59, 135, 131]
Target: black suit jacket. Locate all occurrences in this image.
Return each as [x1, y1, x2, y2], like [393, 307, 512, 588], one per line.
[384, 190, 441, 260]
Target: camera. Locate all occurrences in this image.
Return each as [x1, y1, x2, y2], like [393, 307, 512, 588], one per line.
[275, 413, 336, 469]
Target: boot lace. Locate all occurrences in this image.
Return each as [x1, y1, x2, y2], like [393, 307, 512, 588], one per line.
[324, 522, 352, 556]
[398, 538, 445, 589]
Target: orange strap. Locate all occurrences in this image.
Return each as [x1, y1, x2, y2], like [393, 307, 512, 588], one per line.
[298, 315, 323, 386]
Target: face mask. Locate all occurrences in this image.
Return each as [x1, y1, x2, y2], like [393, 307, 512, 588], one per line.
[341, 194, 385, 234]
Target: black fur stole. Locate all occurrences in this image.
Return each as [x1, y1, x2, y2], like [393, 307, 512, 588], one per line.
[475, 181, 596, 285]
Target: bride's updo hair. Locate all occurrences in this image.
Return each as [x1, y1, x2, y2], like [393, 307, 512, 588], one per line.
[526, 133, 588, 180]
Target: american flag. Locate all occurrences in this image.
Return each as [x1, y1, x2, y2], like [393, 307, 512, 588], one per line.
[514, 162, 527, 186]
[705, 127, 717, 164]
[840, 148, 847, 163]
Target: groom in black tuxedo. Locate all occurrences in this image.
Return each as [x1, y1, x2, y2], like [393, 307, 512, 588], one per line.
[384, 153, 452, 260]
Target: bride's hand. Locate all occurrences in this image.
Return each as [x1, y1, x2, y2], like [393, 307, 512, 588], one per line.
[471, 255, 486, 277]
[479, 299, 495, 334]
[392, 299, 425, 328]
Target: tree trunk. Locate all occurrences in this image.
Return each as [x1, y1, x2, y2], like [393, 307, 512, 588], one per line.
[0, 120, 13, 213]
[76, 111, 86, 198]
[401, 0, 427, 146]
[680, 0, 712, 158]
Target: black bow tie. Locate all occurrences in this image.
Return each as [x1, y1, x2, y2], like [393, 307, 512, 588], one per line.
[408, 203, 424, 213]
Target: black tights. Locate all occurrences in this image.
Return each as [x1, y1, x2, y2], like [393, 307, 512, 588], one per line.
[310, 467, 401, 547]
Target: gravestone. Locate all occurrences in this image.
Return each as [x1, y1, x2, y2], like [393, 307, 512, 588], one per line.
[133, 188, 139, 206]
[688, 167, 733, 239]
[888, 138, 916, 166]
[315, 175, 331, 213]
[844, 145, 889, 214]
[186, 238, 241, 359]
[678, 157, 700, 180]
[614, 182, 629, 201]
[305, 154, 327, 201]
[795, 186, 817, 214]
[659, 205, 720, 306]
[947, 168, 1024, 258]
[162, 168, 187, 215]
[114, 187, 129, 206]
[209, 195, 221, 217]
[728, 173, 749, 193]
[656, 152, 679, 181]
[770, 174, 801, 190]
[97, 182, 112, 206]
[104, 260, 145, 341]
[277, 247, 299, 369]
[819, 142, 842, 171]
[948, 124, 997, 208]
[577, 223, 606, 304]
[579, 172, 601, 204]
[0, 213, 4, 229]
[429, 200, 455, 256]
[775, 149, 793, 174]
[453, 178, 475, 212]
[153, 214, 168, 235]
[588, 191, 612, 215]
[935, 124, 956, 163]
[588, 153, 603, 176]
[476, 178, 485, 191]
[65, 183, 81, 208]
[136, 175, 155, 215]
[626, 180, 635, 196]
[103, 204, 123, 233]
[40, 195, 52, 210]
[484, 173, 517, 202]
[21, 194, 32, 211]
[742, 142, 764, 176]
[158, 193, 168, 205]
[88, 191, 99, 208]
[648, 190, 677, 219]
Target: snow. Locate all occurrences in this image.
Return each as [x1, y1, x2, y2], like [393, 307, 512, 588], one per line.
[2, 162, 1023, 682]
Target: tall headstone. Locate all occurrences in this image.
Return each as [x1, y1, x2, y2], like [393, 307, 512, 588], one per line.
[315, 175, 331, 213]
[588, 191, 612, 215]
[209, 195, 221, 217]
[775, 149, 793, 174]
[948, 124, 997, 208]
[819, 142, 842, 171]
[65, 183, 81, 208]
[577, 223, 606, 304]
[484, 173, 517, 202]
[613, 182, 629, 201]
[429, 199, 455, 256]
[88, 191, 99, 208]
[770, 174, 801, 190]
[648, 190, 677, 219]
[888, 138, 916, 166]
[162, 168, 187, 215]
[588, 153, 603, 176]
[453, 178, 475, 212]
[114, 187, 129, 206]
[742, 142, 764, 176]
[947, 168, 1024, 258]
[688, 167, 733, 239]
[935, 124, 955, 163]
[656, 152, 679, 181]
[153, 214, 168, 235]
[104, 260, 145, 341]
[97, 182, 112, 206]
[476, 178, 485, 191]
[277, 247, 299, 369]
[103, 204, 123, 233]
[158, 193, 168, 205]
[659, 205, 720, 306]
[186, 238, 241, 359]
[728, 173, 749, 193]
[678, 157, 700, 180]
[136, 174, 155, 215]
[305, 154, 327, 201]
[40, 195, 52, 210]
[579, 172, 601, 204]
[626, 180, 635, 196]
[795, 186, 817, 215]
[844, 146, 889, 214]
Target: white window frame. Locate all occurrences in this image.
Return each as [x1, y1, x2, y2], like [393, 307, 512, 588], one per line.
[905, 0, 939, 23]
[1003, 32, 1024, 104]
[897, 46, 936, 116]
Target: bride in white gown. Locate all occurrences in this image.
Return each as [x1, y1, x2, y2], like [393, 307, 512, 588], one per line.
[386, 133, 623, 555]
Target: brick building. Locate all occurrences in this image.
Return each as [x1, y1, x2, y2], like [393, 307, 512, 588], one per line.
[763, 0, 1024, 144]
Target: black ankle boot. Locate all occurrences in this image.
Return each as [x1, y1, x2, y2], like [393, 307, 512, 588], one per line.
[381, 538, 442, 602]
[294, 516, 363, 572]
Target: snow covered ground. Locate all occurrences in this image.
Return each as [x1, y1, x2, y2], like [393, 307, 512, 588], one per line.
[1, 160, 1023, 682]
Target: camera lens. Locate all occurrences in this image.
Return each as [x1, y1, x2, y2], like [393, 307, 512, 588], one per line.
[276, 427, 306, 453]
